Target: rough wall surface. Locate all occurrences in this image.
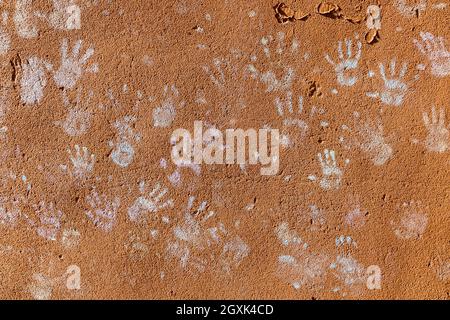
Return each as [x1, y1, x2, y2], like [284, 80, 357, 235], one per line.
[0, 0, 448, 300]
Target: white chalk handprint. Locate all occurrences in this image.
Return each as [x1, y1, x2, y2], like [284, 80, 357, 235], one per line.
[340, 114, 393, 166]
[110, 140, 135, 168]
[203, 57, 233, 90]
[309, 149, 344, 190]
[109, 116, 141, 168]
[367, 59, 409, 107]
[167, 196, 249, 274]
[246, 32, 297, 93]
[275, 222, 329, 289]
[392, 201, 428, 240]
[55, 88, 92, 136]
[85, 190, 120, 232]
[52, 38, 98, 89]
[422, 106, 449, 153]
[20, 57, 49, 105]
[65, 145, 95, 179]
[152, 84, 184, 128]
[47, 0, 81, 30]
[128, 181, 174, 223]
[414, 32, 450, 78]
[325, 36, 362, 87]
[14, 0, 39, 39]
[31, 201, 63, 241]
[275, 91, 309, 147]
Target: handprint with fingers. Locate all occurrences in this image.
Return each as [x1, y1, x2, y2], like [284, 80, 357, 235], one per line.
[422, 106, 449, 153]
[308, 149, 345, 190]
[20, 57, 49, 105]
[245, 32, 298, 93]
[128, 181, 174, 224]
[55, 88, 93, 137]
[340, 114, 393, 166]
[65, 144, 95, 180]
[414, 32, 450, 77]
[325, 36, 362, 87]
[367, 59, 409, 107]
[51, 38, 98, 89]
[31, 201, 63, 241]
[85, 189, 120, 232]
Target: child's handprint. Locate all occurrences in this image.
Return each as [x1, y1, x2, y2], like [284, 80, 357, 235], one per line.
[31, 201, 63, 241]
[152, 84, 184, 128]
[367, 59, 409, 107]
[128, 181, 174, 223]
[308, 149, 345, 190]
[422, 106, 449, 153]
[55, 88, 93, 137]
[65, 145, 95, 180]
[85, 189, 120, 232]
[325, 36, 362, 87]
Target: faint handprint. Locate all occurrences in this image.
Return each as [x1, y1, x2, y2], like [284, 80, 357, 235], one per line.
[275, 91, 309, 147]
[340, 114, 393, 166]
[55, 88, 93, 136]
[128, 181, 174, 223]
[85, 189, 120, 232]
[109, 116, 141, 168]
[32, 201, 63, 241]
[152, 84, 184, 128]
[245, 32, 298, 93]
[392, 201, 428, 240]
[20, 57, 49, 105]
[414, 32, 450, 78]
[422, 106, 449, 153]
[65, 145, 95, 179]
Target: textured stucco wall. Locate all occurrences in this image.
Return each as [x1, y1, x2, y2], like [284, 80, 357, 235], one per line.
[0, 0, 448, 299]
